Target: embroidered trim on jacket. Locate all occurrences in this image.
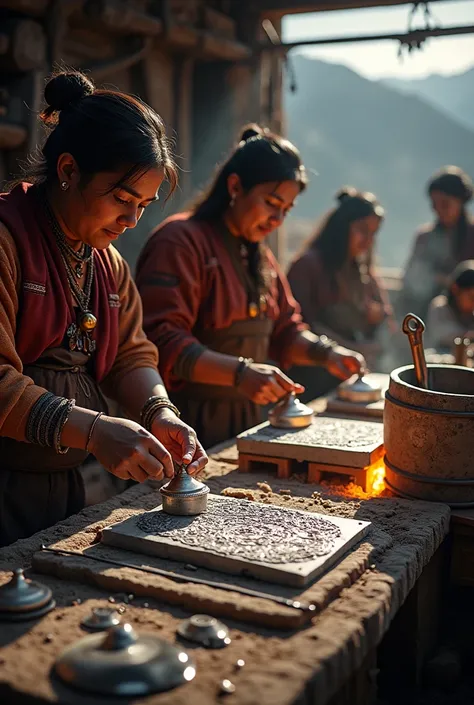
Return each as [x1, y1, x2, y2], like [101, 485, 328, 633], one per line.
[23, 281, 46, 295]
[108, 293, 121, 308]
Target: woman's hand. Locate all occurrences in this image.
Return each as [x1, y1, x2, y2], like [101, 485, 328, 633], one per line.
[151, 408, 208, 476]
[325, 346, 366, 380]
[238, 363, 304, 405]
[367, 300, 386, 326]
[87, 415, 175, 482]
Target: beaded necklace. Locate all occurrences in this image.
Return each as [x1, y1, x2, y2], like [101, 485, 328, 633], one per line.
[44, 200, 97, 354]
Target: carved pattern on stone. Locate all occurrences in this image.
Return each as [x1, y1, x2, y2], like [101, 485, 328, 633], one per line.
[244, 418, 382, 450]
[136, 496, 341, 564]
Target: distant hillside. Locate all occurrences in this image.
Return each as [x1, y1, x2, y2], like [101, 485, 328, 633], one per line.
[384, 67, 474, 132]
[284, 57, 474, 268]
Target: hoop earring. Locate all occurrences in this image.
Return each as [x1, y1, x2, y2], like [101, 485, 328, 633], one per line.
[60, 181, 69, 191]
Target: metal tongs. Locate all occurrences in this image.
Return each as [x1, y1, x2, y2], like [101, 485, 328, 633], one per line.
[402, 313, 429, 389]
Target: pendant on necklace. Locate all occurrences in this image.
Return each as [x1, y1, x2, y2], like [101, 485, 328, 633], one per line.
[79, 311, 97, 333]
[248, 302, 259, 318]
[66, 311, 97, 355]
[75, 262, 84, 278]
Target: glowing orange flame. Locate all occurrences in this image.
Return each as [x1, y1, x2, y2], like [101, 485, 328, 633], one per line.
[366, 457, 386, 496]
[319, 457, 386, 499]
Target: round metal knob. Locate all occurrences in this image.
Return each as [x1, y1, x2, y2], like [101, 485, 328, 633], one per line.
[337, 375, 382, 403]
[268, 393, 314, 429]
[177, 614, 231, 649]
[160, 465, 210, 516]
[54, 623, 196, 696]
[81, 606, 121, 632]
[0, 569, 55, 621]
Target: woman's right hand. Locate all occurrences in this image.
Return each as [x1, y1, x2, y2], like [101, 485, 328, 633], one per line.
[87, 415, 175, 482]
[366, 301, 386, 326]
[238, 363, 304, 405]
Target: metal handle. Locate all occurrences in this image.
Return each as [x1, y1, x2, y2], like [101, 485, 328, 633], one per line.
[402, 313, 428, 389]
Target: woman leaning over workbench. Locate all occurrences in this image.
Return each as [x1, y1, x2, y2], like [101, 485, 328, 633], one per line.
[0, 70, 207, 547]
[135, 124, 365, 449]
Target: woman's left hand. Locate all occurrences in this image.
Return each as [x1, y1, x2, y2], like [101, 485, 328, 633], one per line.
[151, 409, 208, 476]
[326, 346, 366, 380]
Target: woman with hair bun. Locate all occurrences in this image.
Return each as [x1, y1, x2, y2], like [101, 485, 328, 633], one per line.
[136, 125, 364, 448]
[399, 166, 474, 320]
[0, 70, 207, 546]
[287, 187, 390, 398]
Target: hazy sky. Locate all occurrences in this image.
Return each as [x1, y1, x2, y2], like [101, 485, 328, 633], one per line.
[283, 0, 474, 79]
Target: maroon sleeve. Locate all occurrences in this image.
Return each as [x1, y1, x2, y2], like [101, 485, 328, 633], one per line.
[135, 223, 205, 389]
[286, 252, 323, 325]
[267, 249, 308, 368]
[368, 272, 393, 316]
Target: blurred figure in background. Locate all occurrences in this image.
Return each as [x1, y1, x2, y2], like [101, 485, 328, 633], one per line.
[287, 187, 392, 401]
[399, 166, 474, 322]
[425, 260, 474, 354]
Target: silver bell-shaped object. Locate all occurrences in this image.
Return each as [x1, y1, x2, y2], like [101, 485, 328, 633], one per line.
[337, 374, 382, 404]
[268, 392, 314, 429]
[81, 606, 121, 632]
[177, 614, 231, 649]
[0, 568, 55, 621]
[54, 622, 196, 696]
[160, 465, 210, 516]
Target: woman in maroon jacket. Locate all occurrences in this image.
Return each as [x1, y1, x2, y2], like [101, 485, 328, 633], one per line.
[136, 125, 365, 449]
[287, 187, 391, 399]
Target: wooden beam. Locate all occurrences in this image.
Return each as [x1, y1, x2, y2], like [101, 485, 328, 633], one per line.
[162, 26, 252, 60]
[259, 0, 463, 18]
[83, 0, 163, 36]
[259, 23, 474, 51]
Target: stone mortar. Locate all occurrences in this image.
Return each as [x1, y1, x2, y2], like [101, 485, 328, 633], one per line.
[384, 364, 474, 505]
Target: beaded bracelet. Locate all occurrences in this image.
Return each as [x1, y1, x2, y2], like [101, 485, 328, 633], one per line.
[53, 397, 76, 455]
[234, 357, 254, 388]
[140, 396, 181, 432]
[26, 392, 75, 454]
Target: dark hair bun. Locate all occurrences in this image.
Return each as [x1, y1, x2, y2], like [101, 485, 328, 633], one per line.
[43, 71, 94, 120]
[335, 186, 357, 203]
[239, 123, 265, 143]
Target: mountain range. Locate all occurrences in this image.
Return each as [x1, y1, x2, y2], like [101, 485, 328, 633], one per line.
[283, 57, 474, 269]
[384, 67, 474, 132]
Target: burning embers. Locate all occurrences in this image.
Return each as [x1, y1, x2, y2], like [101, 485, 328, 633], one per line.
[319, 457, 386, 499]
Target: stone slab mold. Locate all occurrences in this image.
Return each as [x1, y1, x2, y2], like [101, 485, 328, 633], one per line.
[237, 416, 384, 468]
[384, 364, 474, 507]
[101, 495, 371, 587]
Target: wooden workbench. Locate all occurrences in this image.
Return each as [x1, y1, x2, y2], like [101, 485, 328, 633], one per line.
[0, 434, 450, 705]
